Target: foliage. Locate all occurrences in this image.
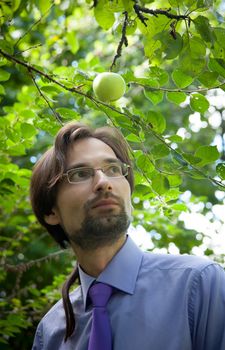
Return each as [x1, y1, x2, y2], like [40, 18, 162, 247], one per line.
[0, 0, 225, 348]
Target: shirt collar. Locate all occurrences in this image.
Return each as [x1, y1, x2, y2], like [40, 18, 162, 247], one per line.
[78, 235, 143, 309]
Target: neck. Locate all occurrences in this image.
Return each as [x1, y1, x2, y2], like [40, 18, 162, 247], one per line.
[72, 235, 127, 277]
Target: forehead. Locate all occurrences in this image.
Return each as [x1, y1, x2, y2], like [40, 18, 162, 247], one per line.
[66, 137, 117, 167]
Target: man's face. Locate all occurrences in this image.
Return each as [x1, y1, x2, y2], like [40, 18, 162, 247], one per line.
[45, 137, 132, 250]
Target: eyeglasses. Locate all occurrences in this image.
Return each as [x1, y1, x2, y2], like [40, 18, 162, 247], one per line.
[63, 161, 130, 184]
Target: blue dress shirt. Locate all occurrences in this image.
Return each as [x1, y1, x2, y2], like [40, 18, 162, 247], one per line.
[32, 235, 225, 350]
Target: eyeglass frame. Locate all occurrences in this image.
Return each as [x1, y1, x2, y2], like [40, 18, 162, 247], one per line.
[62, 160, 130, 184]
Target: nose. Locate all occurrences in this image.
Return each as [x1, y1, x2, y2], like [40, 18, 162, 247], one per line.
[92, 169, 113, 193]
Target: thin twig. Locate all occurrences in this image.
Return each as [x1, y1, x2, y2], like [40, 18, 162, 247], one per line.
[14, 2, 55, 48]
[14, 44, 43, 56]
[28, 68, 63, 125]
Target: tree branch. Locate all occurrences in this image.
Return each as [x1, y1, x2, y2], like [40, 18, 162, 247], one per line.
[130, 80, 225, 94]
[133, 3, 190, 27]
[4, 249, 67, 273]
[111, 11, 129, 69]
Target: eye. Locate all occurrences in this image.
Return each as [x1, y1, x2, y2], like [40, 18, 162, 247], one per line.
[68, 168, 93, 182]
[105, 164, 123, 176]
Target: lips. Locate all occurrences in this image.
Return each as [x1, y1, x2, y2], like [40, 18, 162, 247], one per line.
[92, 199, 119, 209]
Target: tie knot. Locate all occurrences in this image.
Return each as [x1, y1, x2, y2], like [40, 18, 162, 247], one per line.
[88, 283, 113, 308]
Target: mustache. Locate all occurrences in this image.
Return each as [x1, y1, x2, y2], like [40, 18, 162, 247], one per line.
[84, 193, 124, 211]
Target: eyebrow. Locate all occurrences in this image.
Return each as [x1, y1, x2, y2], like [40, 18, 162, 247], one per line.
[66, 158, 121, 171]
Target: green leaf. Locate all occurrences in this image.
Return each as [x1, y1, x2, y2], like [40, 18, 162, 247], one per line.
[168, 0, 179, 5]
[195, 145, 220, 165]
[179, 35, 206, 76]
[167, 175, 182, 187]
[38, 0, 52, 14]
[66, 32, 79, 54]
[94, 0, 115, 30]
[144, 88, 164, 105]
[171, 150, 188, 166]
[190, 93, 209, 113]
[216, 163, 225, 180]
[0, 57, 8, 66]
[167, 135, 183, 143]
[193, 16, 214, 43]
[166, 91, 187, 105]
[140, 15, 170, 58]
[125, 134, 141, 143]
[171, 203, 188, 211]
[182, 153, 202, 164]
[20, 123, 37, 138]
[151, 173, 170, 195]
[126, 20, 137, 35]
[12, 0, 21, 11]
[0, 84, 5, 95]
[190, 37, 206, 59]
[172, 69, 193, 88]
[146, 111, 166, 134]
[136, 153, 155, 174]
[185, 169, 206, 179]
[197, 71, 218, 87]
[122, 0, 133, 12]
[55, 108, 79, 120]
[40, 85, 62, 95]
[123, 72, 158, 88]
[164, 188, 181, 202]
[53, 66, 76, 80]
[149, 66, 169, 86]
[208, 58, 225, 78]
[0, 39, 13, 54]
[116, 19, 137, 35]
[151, 144, 170, 159]
[20, 110, 37, 120]
[0, 68, 10, 82]
[213, 28, 225, 49]
[134, 184, 155, 199]
[7, 141, 26, 156]
[154, 31, 183, 59]
[197, 0, 213, 8]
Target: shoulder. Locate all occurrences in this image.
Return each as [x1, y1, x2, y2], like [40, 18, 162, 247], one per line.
[40, 285, 82, 326]
[142, 251, 217, 270]
[141, 251, 225, 282]
[32, 286, 82, 348]
[141, 252, 225, 303]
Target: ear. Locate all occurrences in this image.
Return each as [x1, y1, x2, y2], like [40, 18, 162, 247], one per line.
[44, 208, 61, 226]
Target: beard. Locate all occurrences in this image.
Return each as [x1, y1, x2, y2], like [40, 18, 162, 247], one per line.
[68, 196, 130, 250]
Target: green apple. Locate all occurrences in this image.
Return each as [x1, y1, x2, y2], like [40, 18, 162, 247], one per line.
[93, 72, 126, 102]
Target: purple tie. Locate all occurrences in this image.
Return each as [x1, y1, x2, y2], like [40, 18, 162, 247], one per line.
[88, 283, 113, 350]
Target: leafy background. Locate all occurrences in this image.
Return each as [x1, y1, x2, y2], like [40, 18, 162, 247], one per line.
[1, 0, 225, 348]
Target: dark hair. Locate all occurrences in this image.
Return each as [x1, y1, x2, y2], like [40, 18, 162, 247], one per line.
[30, 122, 134, 340]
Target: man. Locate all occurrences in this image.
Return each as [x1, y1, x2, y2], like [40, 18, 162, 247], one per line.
[31, 122, 225, 350]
